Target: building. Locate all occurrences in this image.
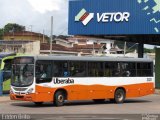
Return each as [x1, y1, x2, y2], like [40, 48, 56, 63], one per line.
[68, 36, 116, 54]
[68, 36, 121, 54]
[55, 38, 74, 48]
[73, 44, 104, 55]
[3, 31, 49, 43]
[0, 40, 40, 55]
[53, 36, 125, 56]
[40, 43, 80, 56]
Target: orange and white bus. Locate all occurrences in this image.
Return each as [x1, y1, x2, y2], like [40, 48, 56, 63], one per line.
[10, 56, 154, 106]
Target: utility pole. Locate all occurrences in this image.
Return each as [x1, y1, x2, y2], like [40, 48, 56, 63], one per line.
[12, 27, 15, 52]
[50, 16, 53, 55]
[124, 41, 127, 56]
[43, 29, 45, 43]
[93, 43, 95, 56]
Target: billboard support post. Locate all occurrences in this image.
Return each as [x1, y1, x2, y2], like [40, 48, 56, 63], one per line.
[138, 43, 144, 58]
[155, 48, 160, 89]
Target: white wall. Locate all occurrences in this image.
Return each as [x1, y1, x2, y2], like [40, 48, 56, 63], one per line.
[56, 40, 73, 47]
[24, 41, 40, 55]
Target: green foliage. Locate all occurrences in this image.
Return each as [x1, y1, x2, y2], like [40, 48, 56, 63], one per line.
[0, 23, 25, 40]
[3, 23, 25, 33]
[0, 28, 3, 39]
[144, 48, 155, 53]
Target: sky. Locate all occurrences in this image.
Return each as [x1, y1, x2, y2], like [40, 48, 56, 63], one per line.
[0, 0, 68, 35]
[0, 0, 156, 49]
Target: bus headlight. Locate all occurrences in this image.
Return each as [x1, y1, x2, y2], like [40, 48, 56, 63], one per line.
[10, 89, 13, 94]
[10, 87, 14, 94]
[27, 88, 34, 94]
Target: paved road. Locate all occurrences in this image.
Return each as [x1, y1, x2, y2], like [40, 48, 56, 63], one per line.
[0, 95, 160, 120]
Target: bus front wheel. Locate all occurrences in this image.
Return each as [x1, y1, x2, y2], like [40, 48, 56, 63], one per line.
[54, 91, 65, 107]
[114, 88, 126, 104]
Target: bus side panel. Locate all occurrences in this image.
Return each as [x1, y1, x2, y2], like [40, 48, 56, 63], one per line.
[87, 85, 115, 99]
[65, 85, 115, 100]
[125, 82, 154, 98]
[34, 85, 55, 102]
[65, 83, 154, 101]
[139, 83, 154, 96]
[65, 85, 88, 100]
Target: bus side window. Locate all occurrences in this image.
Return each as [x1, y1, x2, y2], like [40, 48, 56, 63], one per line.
[54, 61, 69, 77]
[69, 61, 87, 77]
[111, 62, 121, 77]
[36, 60, 52, 83]
[104, 62, 112, 77]
[88, 62, 104, 77]
[137, 62, 153, 77]
[121, 63, 131, 77]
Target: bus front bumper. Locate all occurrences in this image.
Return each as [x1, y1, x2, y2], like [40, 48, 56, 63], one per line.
[10, 93, 36, 102]
[10, 92, 54, 102]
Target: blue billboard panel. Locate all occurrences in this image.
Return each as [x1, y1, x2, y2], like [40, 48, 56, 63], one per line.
[68, 0, 160, 35]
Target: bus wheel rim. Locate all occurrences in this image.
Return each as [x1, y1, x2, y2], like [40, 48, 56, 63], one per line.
[58, 95, 64, 103]
[117, 93, 123, 101]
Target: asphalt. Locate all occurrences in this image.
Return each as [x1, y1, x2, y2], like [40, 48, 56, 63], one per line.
[0, 95, 10, 102]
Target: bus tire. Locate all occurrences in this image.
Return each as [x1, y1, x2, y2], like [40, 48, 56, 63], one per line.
[34, 102, 43, 106]
[54, 91, 65, 107]
[114, 88, 126, 104]
[93, 99, 105, 103]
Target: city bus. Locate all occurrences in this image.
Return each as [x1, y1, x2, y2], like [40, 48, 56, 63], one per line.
[10, 55, 154, 106]
[0, 52, 16, 94]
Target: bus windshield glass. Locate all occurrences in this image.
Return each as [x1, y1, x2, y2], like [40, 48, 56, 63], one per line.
[11, 57, 34, 87]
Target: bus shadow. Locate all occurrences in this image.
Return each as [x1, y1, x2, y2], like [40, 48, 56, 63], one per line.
[11, 99, 152, 108]
[124, 99, 152, 104]
[65, 99, 152, 106]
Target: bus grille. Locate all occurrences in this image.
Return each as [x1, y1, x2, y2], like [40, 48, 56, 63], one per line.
[16, 95, 24, 99]
[13, 87, 27, 91]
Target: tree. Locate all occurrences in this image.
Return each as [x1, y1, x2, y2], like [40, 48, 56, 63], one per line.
[3, 23, 25, 33]
[144, 48, 155, 53]
[0, 28, 3, 39]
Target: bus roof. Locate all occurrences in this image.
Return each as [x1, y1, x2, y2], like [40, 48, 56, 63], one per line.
[0, 52, 16, 58]
[15, 55, 153, 62]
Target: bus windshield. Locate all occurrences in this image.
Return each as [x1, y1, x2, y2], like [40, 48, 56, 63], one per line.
[11, 57, 34, 87]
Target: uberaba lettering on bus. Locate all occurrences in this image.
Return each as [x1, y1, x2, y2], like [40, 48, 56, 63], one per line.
[54, 78, 74, 84]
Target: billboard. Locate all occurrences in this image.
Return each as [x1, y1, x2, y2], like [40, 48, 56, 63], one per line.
[68, 0, 160, 35]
